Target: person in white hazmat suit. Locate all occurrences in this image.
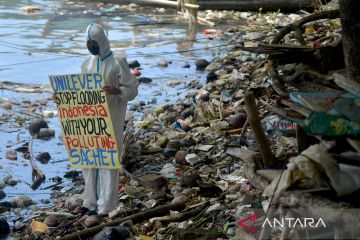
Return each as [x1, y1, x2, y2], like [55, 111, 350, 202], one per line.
[81, 23, 138, 214]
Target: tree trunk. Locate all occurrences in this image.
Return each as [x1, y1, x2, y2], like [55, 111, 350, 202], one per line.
[340, 0, 360, 83]
[197, 0, 318, 11]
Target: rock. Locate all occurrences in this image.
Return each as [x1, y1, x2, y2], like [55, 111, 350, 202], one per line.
[198, 93, 210, 101]
[5, 150, 17, 161]
[228, 183, 242, 193]
[171, 195, 187, 205]
[13, 221, 24, 232]
[128, 60, 140, 69]
[180, 137, 196, 147]
[0, 219, 9, 235]
[175, 151, 187, 164]
[128, 3, 138, 8]
[4, 179, 16, 186]
[288, 13, 301, 21]
[37, 128, 55, 139]
[41, 199, 51, 204]
[155, 106, 165, 115]
[84, 215, 101, 228]
[182, 99, 192, 108]
[15, 145, 28, 153]
[36, 152, 51, 164]
[157, 59, 169, 67]
[282, 63, 296, 75]
[73, 206, 89, 215]
[163, 148, 177, 158]
[182, 63, 190, 68]
[130, 100, 141, 111]
[166, 140, 182, 151]
[180, 173, 201, 187]
[227, 26, 241, 33]
[157, 136, 169, 148]
[215, 79, 226, 86]
[205, 61, 222, 73]
[210, 120, 229, 130]
[0, 201, 11, 208]
[66, 194, 83, 211]
[180, 124, 192, 132]
[149, 97, 157, 104]
[93, 226, 131, 240]
[64, 170, 79, 178]
[0, 202, 11, 214]
[28, 119, 48, 136]
[181, 188, 192, 196]
[180, 108, 193, 119]
[44, 215, 60, 227]
[229, 113, 247, 129]
[164, 112, 178, 124]
[20, 5, 41, 14]
[3, 175, 12, 183]
[173, 104, 184, 112]
[52, 176, 62, 183]
[3, 175, 16, 186]
[0, 191, 6, 200]
[1, 103, 12, 110]
[150, 191, 167, 200]
[136, 174, 166, 190]
[206, 73, 218, 83]
[138, 77, 152, 84]
[11, 196, 33, 208]
[197, 180, 223, 197]
[167, 80, 184, 87]
[195, 59, 209, 70]
[165, 130, 187, 140]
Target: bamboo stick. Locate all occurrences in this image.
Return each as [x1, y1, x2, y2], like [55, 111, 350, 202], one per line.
[59, 200, 186, 240]
[132, 0, 199, 9]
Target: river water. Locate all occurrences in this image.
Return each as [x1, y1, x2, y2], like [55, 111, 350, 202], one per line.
[0, 0, 230, 209]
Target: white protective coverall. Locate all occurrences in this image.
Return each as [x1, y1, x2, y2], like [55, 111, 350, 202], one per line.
[81, 23, 138, 214]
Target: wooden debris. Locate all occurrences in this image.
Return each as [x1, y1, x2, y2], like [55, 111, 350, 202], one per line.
[59, 200, 186, 240]
[244, 91, 276, 168]
[29, 138, 45, 190]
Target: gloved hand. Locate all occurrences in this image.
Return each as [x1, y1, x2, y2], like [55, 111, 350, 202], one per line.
[51, 93, 60, 105]
[103, 86, 121, 95]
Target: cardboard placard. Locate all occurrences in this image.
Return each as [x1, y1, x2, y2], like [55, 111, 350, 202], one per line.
[49, 73, 120, 169]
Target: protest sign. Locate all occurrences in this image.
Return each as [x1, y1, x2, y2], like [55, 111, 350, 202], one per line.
[49, 73, 120, 169]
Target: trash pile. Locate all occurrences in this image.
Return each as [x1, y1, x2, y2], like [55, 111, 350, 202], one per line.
[4, 1, 360, 239]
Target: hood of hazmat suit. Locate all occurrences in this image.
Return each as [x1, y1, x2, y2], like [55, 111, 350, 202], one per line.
[81, 23, 138, 214]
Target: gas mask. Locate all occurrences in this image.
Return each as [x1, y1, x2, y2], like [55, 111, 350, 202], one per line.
[88, 45, 100, 55]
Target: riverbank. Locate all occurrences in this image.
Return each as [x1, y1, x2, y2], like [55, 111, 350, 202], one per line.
[2, 1, 353, 240]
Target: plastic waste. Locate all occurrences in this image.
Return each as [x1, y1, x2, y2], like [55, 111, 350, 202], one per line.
[160, 163, 177, 179]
